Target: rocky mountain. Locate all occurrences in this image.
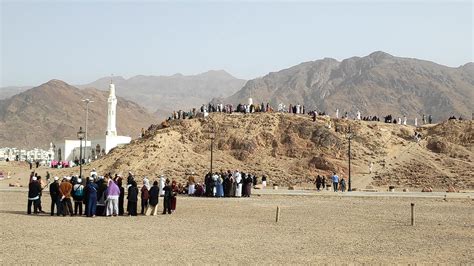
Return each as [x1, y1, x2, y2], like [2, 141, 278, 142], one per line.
[225, 52, 473, 121]
[79, 70, 246, 116]
[0, 80, 157, 149]
[58, 113, 473, 190]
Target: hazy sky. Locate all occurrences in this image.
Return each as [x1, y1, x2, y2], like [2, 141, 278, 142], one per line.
[1, 0, 472, 87]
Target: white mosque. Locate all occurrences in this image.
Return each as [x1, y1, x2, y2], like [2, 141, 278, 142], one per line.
[53, 82, 132, 162]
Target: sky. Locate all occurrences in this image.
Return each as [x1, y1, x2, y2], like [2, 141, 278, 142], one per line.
[1, 0, 473, 87]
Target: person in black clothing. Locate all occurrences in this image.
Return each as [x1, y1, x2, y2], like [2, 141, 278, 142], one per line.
[316, 175, 322, 191]
[147, 181, 160, 216]
[49, 176, 62, 216]
[116, 177, 125, 215]
[162, 179, 172, 214]
[127, 181, 138, 216]
[27, 177, 41, 214]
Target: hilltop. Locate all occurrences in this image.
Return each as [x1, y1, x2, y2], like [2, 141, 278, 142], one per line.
[225, 51, 473, 121]
[60, 113, 473, 190]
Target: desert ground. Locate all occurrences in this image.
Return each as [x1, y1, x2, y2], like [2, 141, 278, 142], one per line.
[1, 184, 472, 264]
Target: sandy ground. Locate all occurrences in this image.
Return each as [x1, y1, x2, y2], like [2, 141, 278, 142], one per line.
[0, 188, 472, 264]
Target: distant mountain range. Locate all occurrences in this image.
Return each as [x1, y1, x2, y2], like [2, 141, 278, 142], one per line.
[0, 80, 157, 149]
[225, 51, 473, 121]
[78, 70, 247, 117]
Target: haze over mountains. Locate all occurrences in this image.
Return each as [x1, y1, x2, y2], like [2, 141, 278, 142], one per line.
[78, 70, 246, 115]
[0, 80, 157, 148]
[226, 51, 473, 121]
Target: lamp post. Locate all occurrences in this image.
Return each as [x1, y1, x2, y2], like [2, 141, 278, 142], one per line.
[347, 126, 353, 192]
[209, 127, 215, 175]
[82, 99, 94, 162]
[77, 127, 85, 179]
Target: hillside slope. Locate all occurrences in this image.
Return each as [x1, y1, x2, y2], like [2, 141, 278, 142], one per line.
[0, 80, 157, 148]
[62, 113, 473, 190]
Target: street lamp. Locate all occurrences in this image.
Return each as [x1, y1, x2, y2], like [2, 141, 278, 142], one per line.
[347, 126, 354, 192]
[77, 127, 85, 179]
[209, 127, 215, 175]
[82, 99, 94, 162]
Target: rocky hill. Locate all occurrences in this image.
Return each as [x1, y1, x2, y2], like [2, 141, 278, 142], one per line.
[60, 113, 473, 190]
[79, 70, 246, 116]
[225, 52, 473, 121]
[0, 80, 157, 148]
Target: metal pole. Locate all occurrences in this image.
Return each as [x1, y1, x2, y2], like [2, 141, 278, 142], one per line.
[411, 203, 415, 226]
[210, 137, 213, 175]
[84, 102, 88, 162]
[79, 138, 83, 179]
[276, 206, 280, 222]
[348, 128, 352, 192]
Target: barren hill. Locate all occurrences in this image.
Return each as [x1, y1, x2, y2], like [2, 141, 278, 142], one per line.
[0, 80, 157, 148]
[225, 51, 474, 121]
[79, 70, 246, 116]
[62, 113, 473, 190]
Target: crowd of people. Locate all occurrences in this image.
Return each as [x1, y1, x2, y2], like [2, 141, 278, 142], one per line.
[27, 170, 179, 217]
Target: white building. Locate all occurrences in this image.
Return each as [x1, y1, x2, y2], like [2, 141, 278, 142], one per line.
[53, 82, 132, 162]
[0, 145, 55, 163]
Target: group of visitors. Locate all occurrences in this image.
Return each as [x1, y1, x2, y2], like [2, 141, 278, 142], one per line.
[27, 170, 178, 217]
[314, 172, 347, 192]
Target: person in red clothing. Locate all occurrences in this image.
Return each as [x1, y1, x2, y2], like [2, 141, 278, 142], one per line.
[140, 177, 150, 215]
[59, 176, 73, 216]
[171, 179, 178, 213]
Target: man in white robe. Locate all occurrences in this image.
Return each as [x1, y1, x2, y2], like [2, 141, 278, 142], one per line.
[234, 171, 242, 197]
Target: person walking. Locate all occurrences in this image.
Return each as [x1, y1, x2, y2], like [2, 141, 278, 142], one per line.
[72, 178, 84, 216]
[49, 176, 62, 216]
[146, 181, 159, 216]
[59, 177, 74, 216]
[331, 172, 339, 192]
[116, 177, 125, 216]
[127, 181, 138, 216]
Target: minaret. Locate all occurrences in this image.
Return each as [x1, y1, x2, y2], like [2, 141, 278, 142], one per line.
[106, 81, 117, 136]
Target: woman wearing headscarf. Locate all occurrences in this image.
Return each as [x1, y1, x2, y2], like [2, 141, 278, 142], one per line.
[95, 176, 107, 216]
[127, 181, 138, 216]
[146, 181, 159, 216]
[116, 176, 125, 215]
[141, 177, 150, 215]
[106, 176, 120, 216]
[162, 179, 172, 215]
[215, 174, 224, 197]
[171, 179, 178, 212]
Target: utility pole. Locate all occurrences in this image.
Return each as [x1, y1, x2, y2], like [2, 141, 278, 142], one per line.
[82, 99, 94, 162]
[210, 126, 215, 175]
[347, 126, 353, 192]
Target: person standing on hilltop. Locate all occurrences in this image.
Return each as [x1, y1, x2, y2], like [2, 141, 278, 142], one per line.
[331, 172, 339, 192]
[428, 115, 433, 124]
